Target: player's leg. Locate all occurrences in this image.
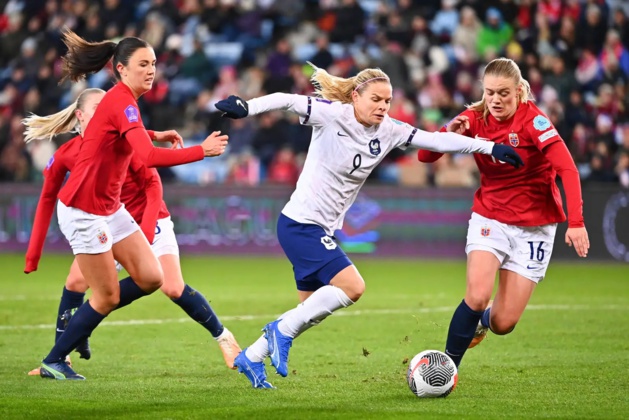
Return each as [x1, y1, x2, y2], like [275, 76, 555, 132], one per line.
[486, 223, 555, 334]
[62, 260, 92, 360]
[40, 204, 160, 380]
[28, 259, 89, 376]
[445, 250, 500, 367]
[444, 213, 508, 368]
[488, 269, 536, 334]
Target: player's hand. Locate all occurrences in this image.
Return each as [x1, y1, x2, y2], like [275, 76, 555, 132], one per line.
[201, 131, 229, 157]
[491, 144, 524, 168]
[215, 95, 249, 119]
[565, 227, 589, 257]
[153, 130, 184, 149]
[445, 115, 470, 134]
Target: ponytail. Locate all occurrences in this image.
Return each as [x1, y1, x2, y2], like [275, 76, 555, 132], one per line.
[22, 88, 105, 142]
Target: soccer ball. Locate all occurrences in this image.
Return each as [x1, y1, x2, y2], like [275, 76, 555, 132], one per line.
[407, 350, 458, 398]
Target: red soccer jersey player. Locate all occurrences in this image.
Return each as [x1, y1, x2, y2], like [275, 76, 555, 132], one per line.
[417, 58, 589, 376]
[32, 30, 229, 380]
[23, 87, 240, 378]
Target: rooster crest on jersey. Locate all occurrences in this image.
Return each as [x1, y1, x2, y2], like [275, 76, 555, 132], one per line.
[369, 139, 381, 156]
[124, 105, 139, 123]
[508, 132, 519, 147]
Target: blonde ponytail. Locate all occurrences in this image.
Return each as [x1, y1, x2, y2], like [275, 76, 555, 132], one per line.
[22, 88, 105, 142]
[308, 62, 390, 104]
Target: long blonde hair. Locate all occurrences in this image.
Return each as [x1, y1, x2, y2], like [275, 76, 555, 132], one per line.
[308, 62, 390, 104]
[468, 57, 534, 120]
[22, 88, 105, 142]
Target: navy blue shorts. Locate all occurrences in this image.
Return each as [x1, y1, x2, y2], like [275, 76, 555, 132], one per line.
[277, 213, 353, 292]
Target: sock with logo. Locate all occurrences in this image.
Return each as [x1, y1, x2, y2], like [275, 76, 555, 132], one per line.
[445, 299, 484, 367]
[43, 301, 105, 363]
[55, 287, 85, 342]
[172, 284, 224, 338]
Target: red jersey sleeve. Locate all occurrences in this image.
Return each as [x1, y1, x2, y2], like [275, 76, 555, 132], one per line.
[527, 111, 562, 150]
[417, 111, 474, 163]
[124, 128, 204, 167]
[542, 141, 585, 228]
[25, 151, 70, 273]
[139, 168, 163, 244]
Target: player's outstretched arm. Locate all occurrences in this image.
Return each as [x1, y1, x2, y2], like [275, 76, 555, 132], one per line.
[408, 129, 524, 168]
[216, 93, 311, 119]
[417, 115, 471, 163]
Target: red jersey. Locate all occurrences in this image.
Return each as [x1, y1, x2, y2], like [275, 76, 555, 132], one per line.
[58, 82, 203, 215]
[418, 101, 584, 227]
[24, 136, 168, 273]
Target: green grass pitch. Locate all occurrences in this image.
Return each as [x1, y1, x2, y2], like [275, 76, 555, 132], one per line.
[0, 254, 627, 419]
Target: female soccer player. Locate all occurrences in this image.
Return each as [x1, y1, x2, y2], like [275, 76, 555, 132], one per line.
[23, 88, 241, 376]
[34, 29, 229, 380]
[417, 57, 589, 370]
[214, 63, 524, 388]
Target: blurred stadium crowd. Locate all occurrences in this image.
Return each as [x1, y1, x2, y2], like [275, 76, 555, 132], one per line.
[0, 0, 628, 187]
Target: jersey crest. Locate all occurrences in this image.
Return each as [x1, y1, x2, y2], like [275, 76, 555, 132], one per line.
[480, 226, 491, 237]
[369, 139, 381, 156]
[508, 132, 519, 147]
[124, 105, 139, 123]
[97, 230, 109, 245]
[533, 115, 550, 131]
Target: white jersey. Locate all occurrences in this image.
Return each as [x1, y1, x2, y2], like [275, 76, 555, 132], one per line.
[247, 93, 494, 235]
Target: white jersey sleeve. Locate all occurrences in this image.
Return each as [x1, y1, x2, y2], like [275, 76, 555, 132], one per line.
[247, 93, 344, 127]
[388, 118, 494, 155]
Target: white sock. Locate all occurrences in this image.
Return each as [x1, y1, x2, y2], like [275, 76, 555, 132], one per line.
[245, 334, 269, 362]
[214, 327, 231, 341]
[278, 285, 354, 338]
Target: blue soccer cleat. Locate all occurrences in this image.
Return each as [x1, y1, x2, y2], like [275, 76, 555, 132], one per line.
[61, 308, 91, 360]
[40, 360, 85, 380]
[233, 350, 275, 389]
[264, 320, 293, 377]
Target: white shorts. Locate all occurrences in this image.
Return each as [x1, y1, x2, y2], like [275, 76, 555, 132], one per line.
[57, 202, 140, 255]
[115, 216, 179, 272]
[465, 212, 557, 283]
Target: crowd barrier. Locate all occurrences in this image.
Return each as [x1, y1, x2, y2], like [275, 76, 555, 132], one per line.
[1, 184, 626, 262]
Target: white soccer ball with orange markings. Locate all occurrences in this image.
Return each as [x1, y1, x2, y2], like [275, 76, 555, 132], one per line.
[407, 350, 458, 398]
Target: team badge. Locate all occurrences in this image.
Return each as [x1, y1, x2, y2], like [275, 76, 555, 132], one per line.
[508, 132, 519, 147]
[124, 105, 139, 123]
[97, 231, 108, 244]
[369, 139, 381, 156]
[321, 236, 337, 250]
[480, 226, 491, 237]
[533, 115, 550, 131]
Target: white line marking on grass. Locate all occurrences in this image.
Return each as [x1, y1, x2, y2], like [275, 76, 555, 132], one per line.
[1, 304, 627, 331]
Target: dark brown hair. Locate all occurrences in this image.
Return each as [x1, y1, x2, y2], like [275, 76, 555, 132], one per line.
[60, 28, 151, 83]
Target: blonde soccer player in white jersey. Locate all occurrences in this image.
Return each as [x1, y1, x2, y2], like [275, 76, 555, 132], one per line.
[215, 63, 524, 389]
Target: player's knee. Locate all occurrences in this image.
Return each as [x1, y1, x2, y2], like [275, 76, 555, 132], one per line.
[465, 294, 491, 312]
[344, 279, 365, 302]
[136, 266, 164, 293]
[91, 289, 120, 313]
[65, 273, 88, 293]
[160, 281, 183, 299]
[490, 318, 517, 335]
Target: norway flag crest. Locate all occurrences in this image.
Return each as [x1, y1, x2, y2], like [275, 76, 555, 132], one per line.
[508, 132, 519, 147]
[97, 231, 108, 245]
